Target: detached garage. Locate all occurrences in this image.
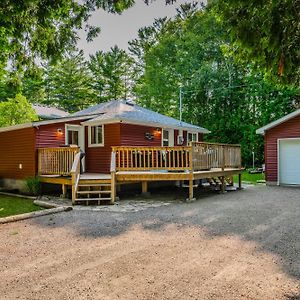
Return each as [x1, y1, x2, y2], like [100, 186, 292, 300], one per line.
[257, 109, 300, 185]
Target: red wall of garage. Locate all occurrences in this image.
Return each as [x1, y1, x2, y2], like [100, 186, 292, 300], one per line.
[265, 114, 300, 183]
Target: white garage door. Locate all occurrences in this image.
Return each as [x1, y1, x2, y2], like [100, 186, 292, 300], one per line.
[279, 139, 300, 185]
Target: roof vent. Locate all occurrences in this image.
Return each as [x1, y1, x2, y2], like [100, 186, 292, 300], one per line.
[125, 99, 135, 106]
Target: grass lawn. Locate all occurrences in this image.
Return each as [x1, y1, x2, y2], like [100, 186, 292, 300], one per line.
[0, 195, 43, 218]
[234, 171, 265, 185]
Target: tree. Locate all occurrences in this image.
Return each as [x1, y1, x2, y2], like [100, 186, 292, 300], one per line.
[0, 94, 38, 127]
[89, 46, 135, 101]
[44, 51, 95, 112]
[132, 5, 300, 165]
[0, 0, 135, 70]
[209, 0, 300, 85]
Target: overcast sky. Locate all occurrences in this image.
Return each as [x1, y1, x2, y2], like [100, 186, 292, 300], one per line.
[77, 0, 195, 57]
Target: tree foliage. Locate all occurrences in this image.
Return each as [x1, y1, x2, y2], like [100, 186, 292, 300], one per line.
[89, 46, 135, 101]
[0, 0, 135, 70]
[131, 5, 300, 165]
[209, 0, 300, 85]
[0, 94, 38, 127]
[43, 51, 96, 112]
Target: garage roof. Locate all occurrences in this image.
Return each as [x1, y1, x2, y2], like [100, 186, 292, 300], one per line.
[256, 108, 300, 135]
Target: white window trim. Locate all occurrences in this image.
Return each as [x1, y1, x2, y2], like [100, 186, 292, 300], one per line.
[187, 131, 198, 145]
[88, 124, 104, 147]
[65, 124, 85, 151]
[161, 129, 174, 147]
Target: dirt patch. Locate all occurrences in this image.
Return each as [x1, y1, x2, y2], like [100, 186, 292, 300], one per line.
[0, 220, 299, 300]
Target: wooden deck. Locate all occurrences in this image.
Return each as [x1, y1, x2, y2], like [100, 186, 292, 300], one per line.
[38, 142, 243, 204]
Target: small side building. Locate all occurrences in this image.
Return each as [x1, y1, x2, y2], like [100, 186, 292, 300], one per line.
[257, 109, 300, 185]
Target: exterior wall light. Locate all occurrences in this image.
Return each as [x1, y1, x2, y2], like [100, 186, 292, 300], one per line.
[56, 128, 63, 138]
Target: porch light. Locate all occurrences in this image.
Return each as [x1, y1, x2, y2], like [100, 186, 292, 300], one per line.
[56, 128, 63, 138]
[154, 128, 162, 137]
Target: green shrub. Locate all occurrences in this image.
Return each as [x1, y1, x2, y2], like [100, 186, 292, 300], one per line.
[25, 176, 41, 196]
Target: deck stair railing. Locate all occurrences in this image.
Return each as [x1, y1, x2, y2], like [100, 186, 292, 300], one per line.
[112, 142, 241, 172]
[38, 147, 80, 175]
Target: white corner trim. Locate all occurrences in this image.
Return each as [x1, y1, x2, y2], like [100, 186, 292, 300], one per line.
[88, 124, 104, 147]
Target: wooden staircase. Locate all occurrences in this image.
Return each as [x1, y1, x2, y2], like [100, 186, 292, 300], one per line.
[74, 176, 114, 205]
[70, 151, 116, 205]
[207, 176, 235, 191]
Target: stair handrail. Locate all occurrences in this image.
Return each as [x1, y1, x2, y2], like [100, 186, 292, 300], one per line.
[71, 152, 81, 204]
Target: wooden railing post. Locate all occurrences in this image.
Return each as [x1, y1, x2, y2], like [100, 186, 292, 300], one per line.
[110, 150, 117, 204]
[222, 145, 225, 171]
[189, 143, 194, 172]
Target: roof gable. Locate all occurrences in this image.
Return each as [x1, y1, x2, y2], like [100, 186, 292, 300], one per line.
[256, 108, 300, 135]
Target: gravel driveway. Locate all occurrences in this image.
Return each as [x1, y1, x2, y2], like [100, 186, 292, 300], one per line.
[0, 185, 299, 300]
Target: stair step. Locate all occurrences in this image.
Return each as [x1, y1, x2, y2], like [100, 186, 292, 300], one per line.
[78, 183, 111, 187]
[77, 190, 111, 194]
[75, 197, 112, 201]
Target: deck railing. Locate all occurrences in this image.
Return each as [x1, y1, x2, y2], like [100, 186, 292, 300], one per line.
[111, 146, 193, 171]
[38, 147, 80, 175]
[112, 142, 241, 172]
[191, 142, 241, 171]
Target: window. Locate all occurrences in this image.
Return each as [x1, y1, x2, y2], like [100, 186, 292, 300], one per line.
[162, 130, 169, 146]
[67, 130, 79, 145]
[187, 132, 198, 144]
[89, 125, 104, 147]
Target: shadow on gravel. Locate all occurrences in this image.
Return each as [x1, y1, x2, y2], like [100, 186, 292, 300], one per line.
[285, 293, 300, 300]
[33, 185, 300, 280]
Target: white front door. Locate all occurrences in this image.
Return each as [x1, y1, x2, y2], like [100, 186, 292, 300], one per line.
[65, 124, 85, 171]
[279, 139, 300, 185]
[162, 129, 174, 147]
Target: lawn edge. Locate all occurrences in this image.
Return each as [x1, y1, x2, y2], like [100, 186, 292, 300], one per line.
[0, 191, 37, 200]
[0, 206, 72, 224]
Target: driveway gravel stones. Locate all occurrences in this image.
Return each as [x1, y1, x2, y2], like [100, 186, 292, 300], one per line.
[0, 185, 299, 300]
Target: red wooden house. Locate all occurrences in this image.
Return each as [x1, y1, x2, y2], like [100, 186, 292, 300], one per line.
[0, 100, 242, 203]
[257, 109, 300, 185]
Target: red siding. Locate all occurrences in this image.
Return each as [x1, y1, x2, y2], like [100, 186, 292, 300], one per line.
[36, 121, 81, 148]
[265, 114, 300, 183]
[0, 128, 36, 180]
[120, 123, 162, 146]
[85, 123, 163, 174]
[85, 123, 121, 173]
